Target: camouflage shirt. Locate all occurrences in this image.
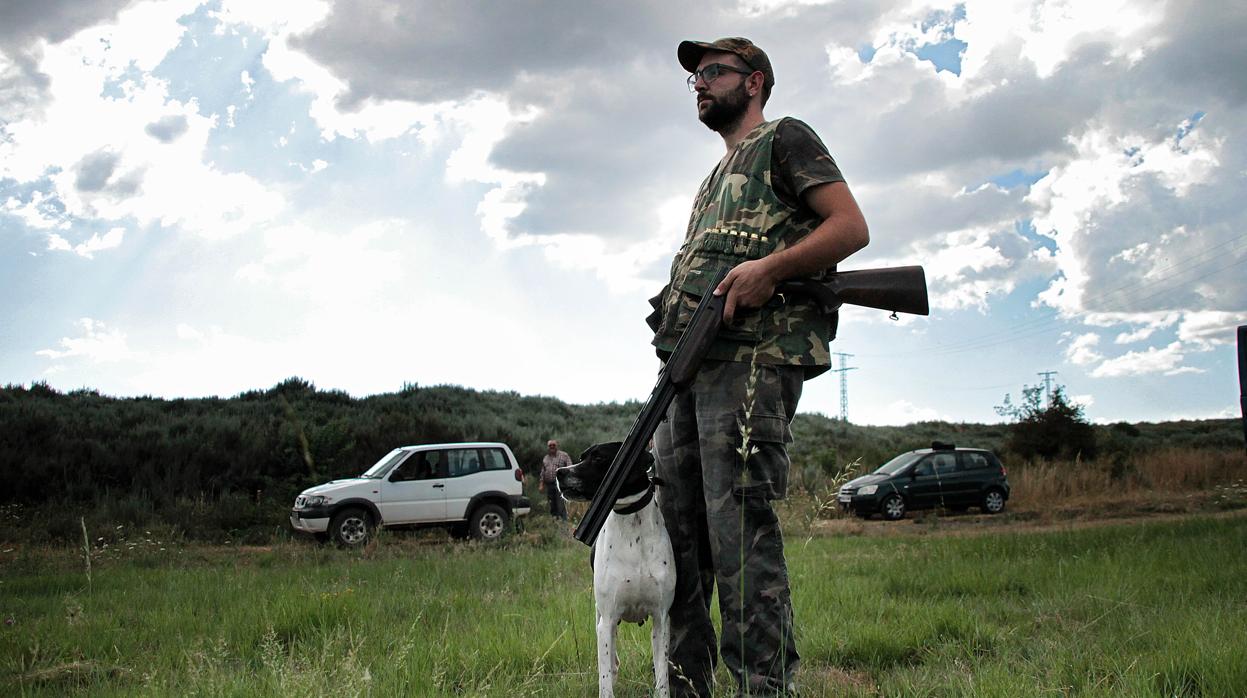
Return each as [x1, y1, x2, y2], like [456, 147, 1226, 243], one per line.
[649, 118, 846, 376]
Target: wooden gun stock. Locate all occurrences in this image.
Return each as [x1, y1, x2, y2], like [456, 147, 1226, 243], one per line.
[778, 265, 929, 317]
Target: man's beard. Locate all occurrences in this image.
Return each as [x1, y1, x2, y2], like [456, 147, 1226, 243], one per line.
[698, 80, 750, 133]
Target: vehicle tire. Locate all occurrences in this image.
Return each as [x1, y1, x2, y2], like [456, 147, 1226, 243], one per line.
[982, 488, 1007, 515]
[329, 508, 373, 547]
[881, 494, 907, 521]
[469, 503, 509, 541]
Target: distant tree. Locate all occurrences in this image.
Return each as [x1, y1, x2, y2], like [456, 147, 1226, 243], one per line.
[995, 384, 1097, 461]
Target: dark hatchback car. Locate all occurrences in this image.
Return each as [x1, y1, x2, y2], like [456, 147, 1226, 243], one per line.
[838, 442, 1010, 520]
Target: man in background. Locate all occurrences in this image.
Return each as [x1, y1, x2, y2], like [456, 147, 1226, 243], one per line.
[539, 439, 570, 520]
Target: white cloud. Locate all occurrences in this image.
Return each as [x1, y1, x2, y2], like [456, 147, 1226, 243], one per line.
[2, 191, 68, 230]
[1070, 393, 1094, 409]
[1064, 332, 1102, 365]
[253, 14, 455, 143]
[1030, 121, 1221, 316]
[1107, 313, 1179, 344]
[211, 0, 330, 37]
[0, 0, 285, 240]
[36, 318, 141, 363]
[1177, 311, 1244, 349]
[1089, 341, 1198, 378]
[176, 323, 204, 341]
[46, 226, 125, 258]
[870, 399, 946, 425]
[957, 0, 1164, 81]
[236, 219, 408, 305]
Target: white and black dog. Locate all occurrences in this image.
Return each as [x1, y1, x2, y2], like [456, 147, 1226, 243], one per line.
[557, 442, 676, 698]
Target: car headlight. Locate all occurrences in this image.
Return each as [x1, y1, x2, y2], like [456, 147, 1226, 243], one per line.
[304, 495, 332, 508]
[857, 485, 878, 496]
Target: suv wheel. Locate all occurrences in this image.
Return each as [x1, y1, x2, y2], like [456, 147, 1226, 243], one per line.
[469, 503, 508, 541]
[982, 488, 1006, 514]
[881, 494, 907, 521]
[329, 508, 373, 547]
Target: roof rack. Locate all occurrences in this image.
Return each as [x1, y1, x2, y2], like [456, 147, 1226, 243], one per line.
[931, 441, 956, 451]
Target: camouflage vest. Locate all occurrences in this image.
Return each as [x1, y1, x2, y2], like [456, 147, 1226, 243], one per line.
[650, 118, 835, 376]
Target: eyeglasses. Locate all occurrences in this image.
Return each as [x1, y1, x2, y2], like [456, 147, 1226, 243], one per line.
[686, 63, 753, 92]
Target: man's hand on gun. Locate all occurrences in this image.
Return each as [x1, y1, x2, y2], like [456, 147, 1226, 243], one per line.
[713, 258, 778, 325]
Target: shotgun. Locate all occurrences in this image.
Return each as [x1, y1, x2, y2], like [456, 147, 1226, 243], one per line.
[573, 265, 929, 546]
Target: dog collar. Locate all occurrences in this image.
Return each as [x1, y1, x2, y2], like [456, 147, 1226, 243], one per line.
[613, 478, 661, 515]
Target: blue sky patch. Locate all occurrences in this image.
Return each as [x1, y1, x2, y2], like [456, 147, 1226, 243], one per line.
[914, 38, 967, 75]
[988, 169, 1048, 190]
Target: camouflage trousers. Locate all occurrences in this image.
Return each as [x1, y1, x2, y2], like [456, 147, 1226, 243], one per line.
[654, 359, 803, 697]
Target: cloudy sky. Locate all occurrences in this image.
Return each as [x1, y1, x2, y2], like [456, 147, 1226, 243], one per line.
[2, 0, 1244, 425]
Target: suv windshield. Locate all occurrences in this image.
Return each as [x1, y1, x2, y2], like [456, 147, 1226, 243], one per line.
[361, 449, 408, 478]
[873, 452, 923, 476]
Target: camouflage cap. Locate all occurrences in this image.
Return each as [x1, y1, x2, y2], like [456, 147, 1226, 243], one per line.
[678, 37, 775, 89]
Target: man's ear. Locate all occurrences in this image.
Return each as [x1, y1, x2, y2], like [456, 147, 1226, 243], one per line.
[747, 71, 765, 97]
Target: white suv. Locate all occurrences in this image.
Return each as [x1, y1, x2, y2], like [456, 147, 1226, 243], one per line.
[289, 442, 531, 545]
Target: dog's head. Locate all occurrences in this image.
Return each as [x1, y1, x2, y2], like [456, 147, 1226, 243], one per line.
[555, 441, 654, 502]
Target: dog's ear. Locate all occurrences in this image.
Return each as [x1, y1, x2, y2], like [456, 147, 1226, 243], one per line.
[581, 441, 622, 463]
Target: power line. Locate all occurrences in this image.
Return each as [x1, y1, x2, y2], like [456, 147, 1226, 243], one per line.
[1037, 371, 1058, 407]
[829, 352, 856, 422]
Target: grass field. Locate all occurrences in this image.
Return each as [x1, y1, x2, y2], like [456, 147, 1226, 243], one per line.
[3, 508, 1246, 697]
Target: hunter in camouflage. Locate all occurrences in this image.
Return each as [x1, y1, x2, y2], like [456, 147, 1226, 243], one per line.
[652, 37, 870, 696]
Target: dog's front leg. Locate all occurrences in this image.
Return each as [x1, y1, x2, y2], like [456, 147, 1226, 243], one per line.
[596, 611, 618, 698]
[651, 609, 671, 698]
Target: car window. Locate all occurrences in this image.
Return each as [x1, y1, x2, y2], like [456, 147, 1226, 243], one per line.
[875, 452, 923, 476]
[959, 452, 991, 470]
[932, 453, 957, 474]
[912, 458, 934, 477]
[390, 451, 444, 481]
[447, 449, 482, 477]
[362, 448, 408, 478]
[482, 448, 509, 471]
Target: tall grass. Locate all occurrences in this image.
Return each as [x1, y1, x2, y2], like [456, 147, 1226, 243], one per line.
[1007, 448, 1244, 512]
[3, 514, 1245, 696]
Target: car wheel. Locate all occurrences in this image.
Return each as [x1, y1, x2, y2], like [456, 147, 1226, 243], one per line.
[329, 508, 372, 547]
[881, 494, 906, 521]
[982, 488, 1006, 514]
[469, 503, 508, 541]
